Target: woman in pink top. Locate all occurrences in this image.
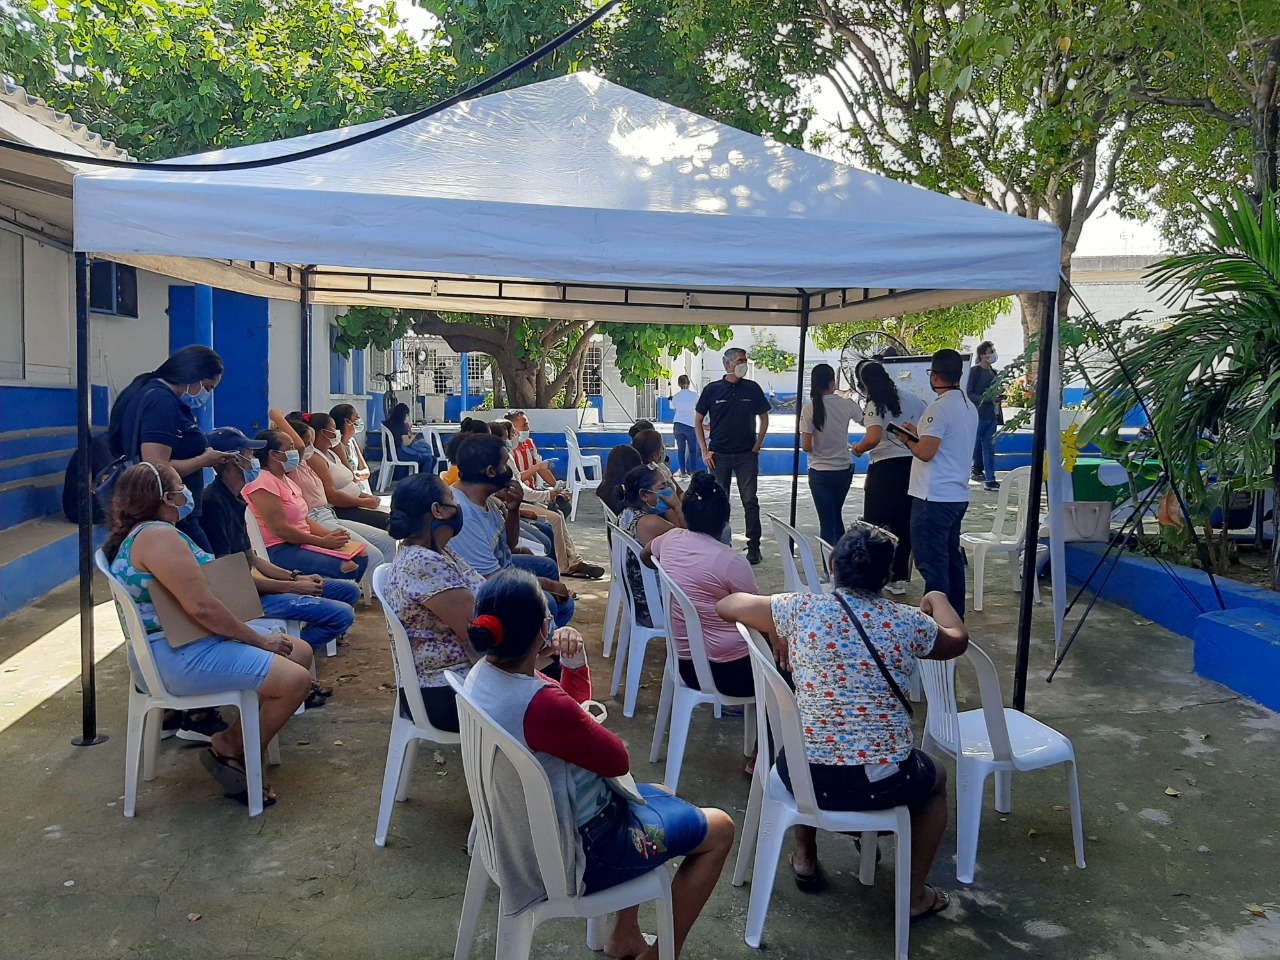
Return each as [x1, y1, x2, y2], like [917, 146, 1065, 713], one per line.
[244, 429, 369, 582]
[643, 472, 758, 697]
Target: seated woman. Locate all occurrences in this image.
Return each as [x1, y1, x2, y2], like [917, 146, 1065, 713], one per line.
[596, 444, 642, 517]
[383, 402, 437, 473]
[307, 411, 392, 531]
[618, 465, 685, 628]
[329, 403, 374, 495]
[632, 428, 680, 492]
[105, 462, 312, 807]
[644, 472, 757, 697]
[382, 473, 592, 732]
[441, 418, 492, 486]
[463, 568, 735, 960]
[244, 429, 370, 582]
[717, 523, 968, 915]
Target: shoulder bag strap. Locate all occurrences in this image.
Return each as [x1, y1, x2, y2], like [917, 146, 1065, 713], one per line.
[833, 591, 914, 718]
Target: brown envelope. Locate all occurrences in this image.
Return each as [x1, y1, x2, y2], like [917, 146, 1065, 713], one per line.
[149, 553, 265, 649]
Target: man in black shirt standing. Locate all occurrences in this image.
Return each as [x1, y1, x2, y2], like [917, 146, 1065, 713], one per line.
[695, 347, 771, 564]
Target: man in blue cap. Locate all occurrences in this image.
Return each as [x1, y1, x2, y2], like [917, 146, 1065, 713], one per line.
[201, 426, 358, 706]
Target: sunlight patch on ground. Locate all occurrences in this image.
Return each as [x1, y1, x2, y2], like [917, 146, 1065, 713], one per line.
[0, 601, 125, 735]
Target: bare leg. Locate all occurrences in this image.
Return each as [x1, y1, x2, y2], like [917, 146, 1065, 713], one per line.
[909, 759, 949, 915]
[791, 824, 819, 878]
[604, 907, 646, 959]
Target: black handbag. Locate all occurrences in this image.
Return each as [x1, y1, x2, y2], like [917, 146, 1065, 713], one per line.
[92, 396, 144, 520]
[832, 591, 914, 718]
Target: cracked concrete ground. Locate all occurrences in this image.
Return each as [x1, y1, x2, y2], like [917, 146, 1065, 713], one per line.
[2, 475, 1277, 960]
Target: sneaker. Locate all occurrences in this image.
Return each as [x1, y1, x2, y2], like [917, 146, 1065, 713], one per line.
[746, 544, 763, 565]
[886, 580, 907, 596]
[970, 472, 985, 482]
[174, 710, 229, 744]
[984, 481, 1001, 492]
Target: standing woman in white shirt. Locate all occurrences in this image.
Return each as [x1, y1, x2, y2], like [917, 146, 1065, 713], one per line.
[799, 363, 864, 547]
[670, 375, 703, 478]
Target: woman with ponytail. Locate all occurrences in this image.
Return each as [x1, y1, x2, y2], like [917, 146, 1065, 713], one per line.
[382, 474, 591, 732]
[464, 569, 734, 960]
[799, 363, 864, 546]
[644, 472, 758, 698]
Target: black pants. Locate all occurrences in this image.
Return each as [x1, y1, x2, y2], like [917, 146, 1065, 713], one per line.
[335, 505, 390, 529]
[861, 456, 914, 582]
[807, 467, 853, 547]
[677, 655, 755, 698]
[910, 498, 969, 619]
[711, 451, 761, 547]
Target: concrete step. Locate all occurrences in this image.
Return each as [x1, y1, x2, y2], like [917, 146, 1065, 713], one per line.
[0, 516, 104, 620]
[0, 473, 64, 532]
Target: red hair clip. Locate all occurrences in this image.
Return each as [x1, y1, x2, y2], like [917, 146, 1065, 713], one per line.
[472, 614, 504, 646]
[302, 412, 313, 422]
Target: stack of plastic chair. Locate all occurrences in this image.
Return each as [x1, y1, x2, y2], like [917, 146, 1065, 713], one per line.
[959, 465, 1043, 612]
[562, 429, 602, 521]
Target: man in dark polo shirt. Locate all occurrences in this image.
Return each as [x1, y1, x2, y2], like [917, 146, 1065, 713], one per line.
[695, 347, 771, 564]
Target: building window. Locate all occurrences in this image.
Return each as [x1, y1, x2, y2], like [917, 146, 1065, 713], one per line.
[0, 228, 23, 379]
[583, 344, 604, 397]
[88, 260, 139, 318]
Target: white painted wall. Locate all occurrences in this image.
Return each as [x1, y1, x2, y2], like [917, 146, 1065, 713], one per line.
[90, 268, 179, 404]
[267, 297, 301, 414]
[20, 239, 73, 386]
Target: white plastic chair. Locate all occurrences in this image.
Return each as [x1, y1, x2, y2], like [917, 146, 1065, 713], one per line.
[418, 425, 451, 476]
[371, 565, 461, 847]
[768, 514, 826, 593]
[648, 562, 755, 792]
[607, 523, 667, 718]
[95, 549, 281, 818]
[732, 624, 911, 959]
[445, 673, 676, 960]
[245, 513, 349, 644]
[918, 640, 1085, 884]
[377, 423, 420, 492]
[563, 429, 602, 521]
[960, 466, 1043, 612]
[600, 504, 622, 658]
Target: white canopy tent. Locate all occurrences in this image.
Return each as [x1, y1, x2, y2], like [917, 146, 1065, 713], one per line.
[71, 72, 1067, 715]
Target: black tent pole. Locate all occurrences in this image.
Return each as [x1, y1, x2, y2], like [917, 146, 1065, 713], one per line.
[789, 295, 811, 528]
[73, 252, 106, 746]
[300, 268, 312, 411]
[1013, 292, 1057, 713]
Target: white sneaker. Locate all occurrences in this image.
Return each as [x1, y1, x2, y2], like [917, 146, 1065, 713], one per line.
[886, 580, 907, 596]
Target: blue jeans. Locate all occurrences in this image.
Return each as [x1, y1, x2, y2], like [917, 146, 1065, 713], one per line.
[398, 439, 437, 472]
[509, 553, 576, 628]
[808, 466, 854, 546]
[268, 542, 369, 581]
[673, 423, 703, 475]
[972, 419, 998, 483]
[260, 579, 358, 649]
[910, 498, 969, 619]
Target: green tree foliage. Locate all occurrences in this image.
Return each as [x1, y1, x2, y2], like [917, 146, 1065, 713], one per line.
[748, 328, 798, 372]
[1080, 191, 1280, 587]
[2, 0, 453, 159]
[810, 299, 1010, 356]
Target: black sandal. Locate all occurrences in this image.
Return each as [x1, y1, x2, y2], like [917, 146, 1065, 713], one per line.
[199, 747, 248, 796]
[788, 854, 826, 893]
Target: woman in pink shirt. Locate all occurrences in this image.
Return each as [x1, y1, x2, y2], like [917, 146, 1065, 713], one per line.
[244, 429, 369, 582]
[643, 472, 758, 697]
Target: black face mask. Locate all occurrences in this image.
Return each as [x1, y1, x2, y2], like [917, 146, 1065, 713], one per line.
[491, 466, 514, 489]
[459, 463, 513, 488]
[431, 507, 464, 540]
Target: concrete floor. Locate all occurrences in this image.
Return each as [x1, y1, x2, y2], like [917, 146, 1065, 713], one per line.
[2, 476, 1278, 960]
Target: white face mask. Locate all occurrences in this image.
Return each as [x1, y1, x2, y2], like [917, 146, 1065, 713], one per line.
[302, 444, 316, 460]
[733, 362, 749, 378]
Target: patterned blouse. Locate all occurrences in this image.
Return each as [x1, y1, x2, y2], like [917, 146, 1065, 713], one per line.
[382, 544, 486, 688]
[770, 588, 937, 766]
[110, 520, 213, 641]
[619, 507, 654, 628]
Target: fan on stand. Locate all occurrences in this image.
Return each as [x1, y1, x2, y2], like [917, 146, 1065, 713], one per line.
[837, 330, 909, 392]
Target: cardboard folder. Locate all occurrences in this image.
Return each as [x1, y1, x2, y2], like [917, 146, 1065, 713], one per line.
[149, 553, 265, 649]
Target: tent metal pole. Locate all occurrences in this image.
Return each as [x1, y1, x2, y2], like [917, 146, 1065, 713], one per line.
[1013, 292, 1057, 713]
[789, 295, 811, 528]
[73, 252, 106, 746]
[299, 269, 312, 411]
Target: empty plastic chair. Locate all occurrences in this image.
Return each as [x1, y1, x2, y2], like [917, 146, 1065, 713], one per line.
[767, 513, 826, 594]
[563, 429, 602, 521]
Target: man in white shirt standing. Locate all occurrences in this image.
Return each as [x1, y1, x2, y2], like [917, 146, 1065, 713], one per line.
[899, 349, 979, 618]
[670, 375, 703, 478]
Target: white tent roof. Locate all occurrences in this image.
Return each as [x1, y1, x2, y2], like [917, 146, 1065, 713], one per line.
[73, 73, 1062, 325]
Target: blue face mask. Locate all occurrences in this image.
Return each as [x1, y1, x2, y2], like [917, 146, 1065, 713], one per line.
[240, 461, 261, 483]
[649, 489, 672, 515]
[282, 449, 301, 472]
[169, 485, 195, 522]
[181, 384, 211, 409]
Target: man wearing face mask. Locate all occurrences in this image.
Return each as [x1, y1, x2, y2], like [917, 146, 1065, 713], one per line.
[448, 433, 576, 629]
[504, 410, 562, 491]
[966, 341, 1003, 492]
[107, 345, 237, 552]
[695, 347, 771, 564]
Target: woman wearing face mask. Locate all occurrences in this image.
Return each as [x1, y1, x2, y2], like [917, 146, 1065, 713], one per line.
[382, 474, 594, 733]
[632, 428, 681, 493]
[306, 412, 392, 530]
[383, 402, 437, 473]
[243, 430, 369, 582]
[329, 404, 373, 495]
[800, 363, 864, 547]
[966, 341, 1003, 492]
[107, 345, 235, 552]
[618, 465, 686, 629]
[104, 462, 312, 808]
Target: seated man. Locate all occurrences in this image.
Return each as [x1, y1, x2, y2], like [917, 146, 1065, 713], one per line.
[200, 426, 359, 701]
[446, 432, 575, 629]
[505, 410, 559, 489]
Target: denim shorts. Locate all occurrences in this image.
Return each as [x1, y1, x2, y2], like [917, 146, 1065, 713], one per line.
[579, 785, 708, 894]
[131, 634, 275, 697]
[777, 748, 939, 813]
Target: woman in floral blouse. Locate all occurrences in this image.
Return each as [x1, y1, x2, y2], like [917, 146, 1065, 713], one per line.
[381, 473, 590, 733]
[718, 522, 968, 918]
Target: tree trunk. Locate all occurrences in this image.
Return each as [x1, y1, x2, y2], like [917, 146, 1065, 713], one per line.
[491, 363, 504, 408]
[1250, 41, 1280, 206]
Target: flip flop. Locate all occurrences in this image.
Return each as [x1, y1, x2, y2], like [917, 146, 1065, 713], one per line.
[312, 681, 334, 698]
[911, 886, 950, 920]
[566, 562, 605, 579]
[199, 747, 248, 796]
[601, 933, 656, 960]
[788, 853, 826, 893]
[229, 786, 277, 809]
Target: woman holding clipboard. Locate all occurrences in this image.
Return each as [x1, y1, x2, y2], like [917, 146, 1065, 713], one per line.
[244, 429, 370, 582]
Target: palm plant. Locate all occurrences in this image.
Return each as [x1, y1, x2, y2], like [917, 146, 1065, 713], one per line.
[1081, 189, 1280, 588]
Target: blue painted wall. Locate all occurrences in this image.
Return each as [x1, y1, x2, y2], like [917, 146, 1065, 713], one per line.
[211, 290, 271, 437]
